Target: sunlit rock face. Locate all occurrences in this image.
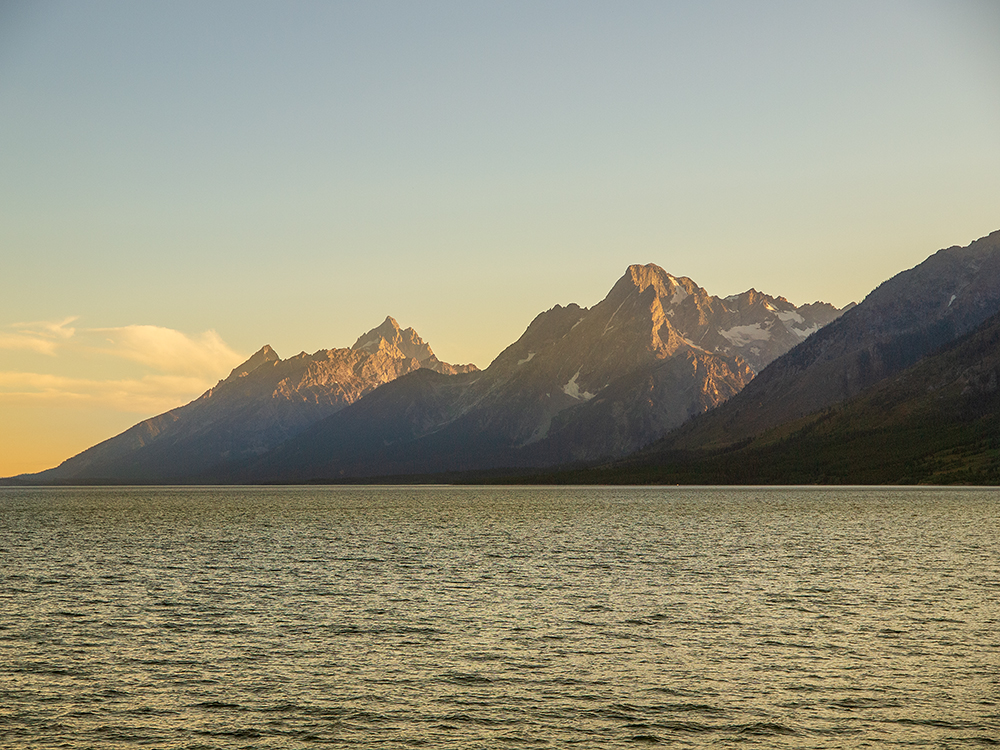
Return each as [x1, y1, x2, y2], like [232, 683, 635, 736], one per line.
[28, 318, 477, 483]
[247, 265, 848, 480]
[351, 316, 477, 375]
[540, 263, 844, 376]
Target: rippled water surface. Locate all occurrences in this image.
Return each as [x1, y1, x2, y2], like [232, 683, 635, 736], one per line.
[1, 485, 998, 748]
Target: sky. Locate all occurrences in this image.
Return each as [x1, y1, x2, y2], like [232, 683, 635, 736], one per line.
[2, 0, 999, 477]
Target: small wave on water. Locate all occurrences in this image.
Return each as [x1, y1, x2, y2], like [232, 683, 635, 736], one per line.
[1, 485, 998, 748]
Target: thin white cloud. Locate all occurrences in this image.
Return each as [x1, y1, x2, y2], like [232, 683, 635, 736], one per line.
[87, 325, 244, 377]
[0, 316, 78, 355]
[0, 319, 246, 416]
[27, 317, 78, 339]
[0, 333, 60, 355]
[1, 318, 243, 378]
[0, 371, 218, 414]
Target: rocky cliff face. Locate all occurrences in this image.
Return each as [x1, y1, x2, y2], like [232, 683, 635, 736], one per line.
[241, 264, 848, 480]
[29, 318, 476, 482]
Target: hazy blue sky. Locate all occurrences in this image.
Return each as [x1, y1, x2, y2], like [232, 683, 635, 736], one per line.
[2, 0, 999, 474]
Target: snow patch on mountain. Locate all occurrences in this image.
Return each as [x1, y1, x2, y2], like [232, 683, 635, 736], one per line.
[777, 310, 805, 325]
[603, 298, 628, 335]
[720, 324, 773, 346]
[562, 370, 595, 401]
[680, 335, 710, 354]
[791, 324, 821, 340]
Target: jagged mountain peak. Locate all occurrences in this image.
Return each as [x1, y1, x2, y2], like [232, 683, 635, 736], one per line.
[352, 316, 435, 363]
[351, 317, 479, 375]
[627, 262, 673, 287]
[25, 314, 477, 482]
[223, 344, 280, 383]
[496, 265, 847, 386]
[618, 263, 697, 301]
[458, 264, 847, 458]
[352, 316, 403, 348]
[366, 315, 403, 340]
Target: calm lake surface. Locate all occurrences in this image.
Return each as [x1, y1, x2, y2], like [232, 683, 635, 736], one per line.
[0, 485, 997, 749]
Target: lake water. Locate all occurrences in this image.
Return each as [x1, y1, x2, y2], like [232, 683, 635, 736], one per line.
[0, 485, 997, 749]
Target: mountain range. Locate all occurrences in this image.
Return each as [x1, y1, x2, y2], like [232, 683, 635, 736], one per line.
[9, 229, 999, 485]
[233, 265, 848, 481]
[14, 264, 845, 483]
